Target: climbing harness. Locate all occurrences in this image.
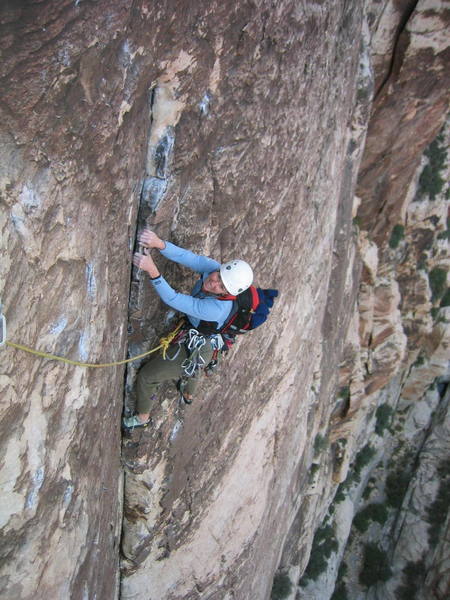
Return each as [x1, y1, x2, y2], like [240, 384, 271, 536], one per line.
[165, 328, 208, 377]
[181, 329, 207, 377]
[1, 310, 183, 368]
[165, 324, 225, 378]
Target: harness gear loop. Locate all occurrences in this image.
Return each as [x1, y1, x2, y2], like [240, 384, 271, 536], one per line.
[3, 321, 184, 369]
[181, 329, 207, 377]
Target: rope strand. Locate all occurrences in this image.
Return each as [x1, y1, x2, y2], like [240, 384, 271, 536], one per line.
[4, 322, 183, 368]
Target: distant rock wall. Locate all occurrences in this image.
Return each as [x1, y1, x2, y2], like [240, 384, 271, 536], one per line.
[357, 0, 450, 245]
[316, 116, 450, 600]
[288, 1, 450, 599]
[1, 1, 370, 599]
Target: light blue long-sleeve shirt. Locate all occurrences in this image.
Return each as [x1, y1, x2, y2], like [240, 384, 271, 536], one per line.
[149, 241, 233, 330]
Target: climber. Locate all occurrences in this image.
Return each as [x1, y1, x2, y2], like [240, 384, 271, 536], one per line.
[122, 228, 253, 429]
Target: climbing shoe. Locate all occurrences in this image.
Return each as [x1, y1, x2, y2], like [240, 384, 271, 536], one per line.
[122, 415, 151, 429]
[177, 379, 193, 405]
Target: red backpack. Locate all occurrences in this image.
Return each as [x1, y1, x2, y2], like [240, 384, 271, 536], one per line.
[196, 286, 278, 337]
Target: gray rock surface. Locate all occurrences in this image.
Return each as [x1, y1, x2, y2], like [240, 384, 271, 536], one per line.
[0, 1, 368, 597]
[1, 2, 140, 598]
[1, 1, 448, 600]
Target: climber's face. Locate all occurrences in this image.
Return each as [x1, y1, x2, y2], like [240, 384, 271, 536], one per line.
[202, 271, 228, 295]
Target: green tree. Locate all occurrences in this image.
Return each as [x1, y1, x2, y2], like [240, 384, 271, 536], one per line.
[428, 267, 447, 302]
[389, 224, 405, 249]
[353, 503, 389, 533]
[426, 458, 450, 547]
[417, 133, 447, 200]
[375, 404, 394, 436]
[395, 559, 426, 600]
[271, 572, 292, 600]
[300, 524, 339, 583]
[359, 543, 392, 587]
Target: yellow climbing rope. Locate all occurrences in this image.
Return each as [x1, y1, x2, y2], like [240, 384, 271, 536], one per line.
[4, 322, 184, 368]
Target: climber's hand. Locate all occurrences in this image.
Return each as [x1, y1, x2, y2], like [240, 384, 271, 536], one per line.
[133, 252, 160, 278]
[139, 229, 166, 250]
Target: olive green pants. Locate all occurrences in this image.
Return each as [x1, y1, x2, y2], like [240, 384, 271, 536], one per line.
[136, 340, 214, 413]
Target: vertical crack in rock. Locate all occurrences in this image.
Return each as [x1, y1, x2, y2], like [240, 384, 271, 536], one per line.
[123, 78, 187, 416]
[140, 84, 184, 213]
[356, 0, 450, 243]
[120, 59, 194, 583]
[373, 0, 419, 99]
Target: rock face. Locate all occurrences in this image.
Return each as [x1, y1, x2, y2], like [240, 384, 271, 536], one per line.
[0, 2, 142, 598]
[357, 0, 450, 245]
[120, 2, 369, 599]
[0, 1, 368, 598]
[1, 1, 448, 600]
[289, 2, 450, 599]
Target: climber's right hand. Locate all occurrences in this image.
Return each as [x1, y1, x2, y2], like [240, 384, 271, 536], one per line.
[138, 229, 166, 250]
[133, 252, 160, 278]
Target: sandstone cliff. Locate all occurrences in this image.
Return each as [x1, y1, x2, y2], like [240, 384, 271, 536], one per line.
[289, 1, 450, 599]
[0, 1, 448, 600]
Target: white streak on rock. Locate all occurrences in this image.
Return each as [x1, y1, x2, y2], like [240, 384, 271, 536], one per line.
[82, 582, 89, 600]
[122, 39, 131, 58]
[10, 204, 40, 256]
[164, 310, 176, 325]
[199, 92, 211, 115]
[49, 317, 68, 335]
[63, 483, 74, 506]
[21, 391, 48, 516]
[0, 437, 25, 527]
[11, 209, 26, 235]
[19, 184, 40, 211]
[57, 48, 71, 67]
[120, 39, 143, 64]
[78, 332, 89, 361]
[118, 101, 132, 127]
[86, 263, 96, 300]
[170, 420, 183, 442]
[208, 41, 222, 93]
[25, 467, 45, 509]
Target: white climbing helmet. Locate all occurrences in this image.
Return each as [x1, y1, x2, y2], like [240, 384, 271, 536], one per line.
[220, 259, 253, 295]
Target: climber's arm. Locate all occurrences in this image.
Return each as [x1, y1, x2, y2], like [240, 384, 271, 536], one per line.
[138, 229, 220, 274]
[132, 252, 230, 322]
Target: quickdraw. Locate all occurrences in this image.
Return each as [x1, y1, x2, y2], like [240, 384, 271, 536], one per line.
[166, 321, 225, 378]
